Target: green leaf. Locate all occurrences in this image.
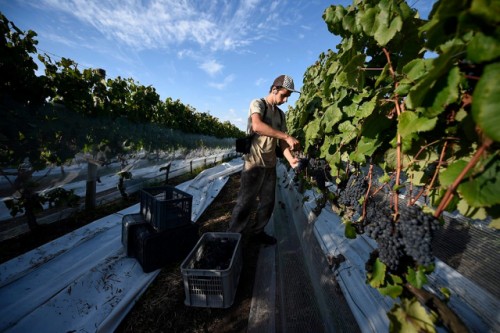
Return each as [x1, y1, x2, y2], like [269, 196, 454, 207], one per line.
[374, 63, 389, 88]
[398, 111, 437, 138]
[350, 136, 378, 163]
[356, 98, 376, 119]
[470, 0, 500, 26]
[402, 58, 433, 82]
[378, 173, 391, 184]
[440, 287, 451, 301]
[424, 66, 461, 118]
[375, 15, 403, 46]
[379, 284, 403, 299]
[344, 102, 358, 117]
[388, 298, 436, 333]
[467, 32, 500, 63]
[368, 258, 386, 288]
[322, 104, 343, 131]
[360, 7, 379, 37]
[489, 215, 500, 229]
[304, 118, 323, 151]
[406, 267, 428, 289]
[338, 120, 356, 133]
[405, 48, 462, 114]
[439, 159, 468, 187]
[459, 155, 500, 207]
[339, 120, 358, 144]
[472, 63, 500, 142]
[344, 221, 357, 239]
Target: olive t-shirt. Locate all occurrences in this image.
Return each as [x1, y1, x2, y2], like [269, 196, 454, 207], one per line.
[244, 98, 286, 169]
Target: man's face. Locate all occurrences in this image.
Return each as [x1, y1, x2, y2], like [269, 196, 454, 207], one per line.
[276, 88, 291, 105]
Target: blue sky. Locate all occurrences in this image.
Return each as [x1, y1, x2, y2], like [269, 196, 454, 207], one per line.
[1, 0, 434, 131]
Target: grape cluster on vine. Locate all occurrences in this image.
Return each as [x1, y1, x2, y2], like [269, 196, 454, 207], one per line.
[338, 173, 367, 214]
[365, 200, 406, 271]
[294, 158, 309, 174]
[398, 205, 440, 267]
[364, 199, 440, 271]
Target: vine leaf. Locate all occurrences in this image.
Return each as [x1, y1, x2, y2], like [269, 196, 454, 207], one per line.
[323, 104, 343, 131]
[350, 137, 377, 163]
[459, 155, 500, 207]
[388, 298, 437, 333]
[407, 267, 428, 289]
[379, 284, 403, 299]
[379, 274, 404, 299]
[344, 221, 357, 239]
[441, 156, 500, 208]
[472, 62, 500, 142]
[368, 258, 386, 288]
[304, 117, 322, 151]
[405, 52, 461, 117]
[359, 5, 403, 46]
[398, 111, 437, 138]
[467, 32, 500, 63]
[439, 160, 468, 187]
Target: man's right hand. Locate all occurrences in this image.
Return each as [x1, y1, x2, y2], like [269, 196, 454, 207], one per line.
[285, 135, 300, 151]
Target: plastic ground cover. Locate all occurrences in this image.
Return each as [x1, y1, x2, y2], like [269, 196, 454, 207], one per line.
[0, 159, 243, 333]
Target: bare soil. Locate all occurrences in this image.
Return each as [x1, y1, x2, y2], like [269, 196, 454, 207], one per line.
[0, 172, 259, 332]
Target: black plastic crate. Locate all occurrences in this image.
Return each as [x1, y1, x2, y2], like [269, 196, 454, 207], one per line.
[128, 221, 199, 273]
[140, 186, 192, 231]
[121, 213, 146, 256]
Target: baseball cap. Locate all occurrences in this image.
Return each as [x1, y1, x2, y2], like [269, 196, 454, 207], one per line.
[272, 75, 300, 93]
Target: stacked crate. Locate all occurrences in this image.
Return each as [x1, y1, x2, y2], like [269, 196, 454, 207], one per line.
[121, 186, 199, 273]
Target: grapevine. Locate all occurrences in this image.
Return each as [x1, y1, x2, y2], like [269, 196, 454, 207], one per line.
[287, 0, 499, 331]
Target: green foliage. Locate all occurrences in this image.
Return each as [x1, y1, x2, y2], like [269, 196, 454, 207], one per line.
[288, 0, 499, 331]
[289, 0, 500, 223]
[388, 298, 437, 333]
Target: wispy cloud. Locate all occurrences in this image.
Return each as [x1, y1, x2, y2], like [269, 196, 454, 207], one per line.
[200, 59, 223, 76]
[34, 0, 290, 53]
[255, 77, 266, 87]
[208, 74, 235, 90]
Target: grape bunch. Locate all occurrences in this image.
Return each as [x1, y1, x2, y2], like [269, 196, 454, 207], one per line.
[365, 200, 405, 271]
[364, 200, 440, 271]
[398, 205, 439, 267]
[338, 173, 368, 213]
[313, 169, 327, 190]
[294, 158, 309, 173]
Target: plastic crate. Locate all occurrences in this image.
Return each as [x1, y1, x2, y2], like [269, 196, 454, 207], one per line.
[121, 213, 146, 256]
[128, 221, 199, 273]
[140, 186, 192, 231]
[181, 232, 242, 308]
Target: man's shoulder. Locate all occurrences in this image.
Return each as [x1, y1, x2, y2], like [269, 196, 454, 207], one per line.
[250, 98, 266, 114]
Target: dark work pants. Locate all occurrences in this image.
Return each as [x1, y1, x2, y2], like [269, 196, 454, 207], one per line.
[228, 165, 277, 235]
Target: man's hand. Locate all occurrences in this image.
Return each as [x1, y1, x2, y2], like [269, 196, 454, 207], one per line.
[285, 135, 300, 151]
[289, 156, 300, 169]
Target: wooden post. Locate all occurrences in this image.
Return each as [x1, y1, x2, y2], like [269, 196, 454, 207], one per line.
[85, 162, 98, 210]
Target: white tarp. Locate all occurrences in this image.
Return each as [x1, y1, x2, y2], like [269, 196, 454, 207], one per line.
[0, 158, 243, 333]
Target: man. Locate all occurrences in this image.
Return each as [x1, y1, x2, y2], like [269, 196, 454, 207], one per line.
[228, 75, 300, 245]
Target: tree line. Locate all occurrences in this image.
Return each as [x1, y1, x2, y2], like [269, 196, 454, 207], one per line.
[0, 12, 243, 229]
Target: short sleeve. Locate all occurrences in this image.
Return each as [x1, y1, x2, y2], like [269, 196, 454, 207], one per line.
[249, 98, 265, 116]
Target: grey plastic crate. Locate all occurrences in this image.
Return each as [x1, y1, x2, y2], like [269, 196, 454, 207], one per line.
[140, 186, 192, 231]
[181, 232, 242, 308]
